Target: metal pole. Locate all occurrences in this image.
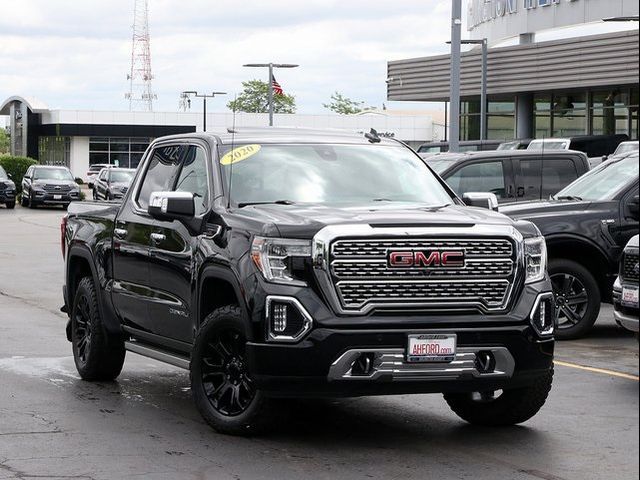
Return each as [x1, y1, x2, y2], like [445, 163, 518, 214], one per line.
[480, 39, 487, 141]
[203, 97, 207, 132]
[444, 101, 448, 142]
[449, 0, 462, 152]
[268, 63, 274, 126]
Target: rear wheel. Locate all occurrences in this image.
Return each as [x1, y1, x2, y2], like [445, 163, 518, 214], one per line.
[549, 259, 600, 340]
[444, 368, 553, 426]
[71, 277, 126, 381]
[27, 192, 36, 209]
[20, 194, 27, 207]
[5, 201, 15, 209]
[190, 306, 270, 436]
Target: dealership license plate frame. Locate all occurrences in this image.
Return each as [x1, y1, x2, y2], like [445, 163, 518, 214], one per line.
[406, 333, 457, 363]
[622, 286, 639, 308]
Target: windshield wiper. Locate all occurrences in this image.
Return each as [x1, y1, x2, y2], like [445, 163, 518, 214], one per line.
[237, 200, 297, 208]
[553, 195, 583, 201]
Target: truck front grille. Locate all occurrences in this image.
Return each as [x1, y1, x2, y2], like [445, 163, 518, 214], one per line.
[329, 237, 517, 312]
[622, 251, 639, 283]
[43, 184, 72, 192]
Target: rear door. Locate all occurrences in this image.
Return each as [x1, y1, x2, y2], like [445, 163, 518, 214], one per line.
[442, 158, 514, 203]
[516, 156, 581, 201]
[111, 143, 186, 335]
[146, 142, 212, 344]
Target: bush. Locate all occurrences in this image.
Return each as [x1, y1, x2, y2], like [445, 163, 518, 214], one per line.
[0, 155, 37, 194]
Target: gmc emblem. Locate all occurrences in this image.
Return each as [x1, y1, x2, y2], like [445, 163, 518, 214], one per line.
[387, 250, 466, 269]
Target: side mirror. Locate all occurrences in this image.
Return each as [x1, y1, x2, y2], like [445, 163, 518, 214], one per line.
[7, 173, 12, 179]
[463, 192, 499, 211]
[629, 194, 640, 220]
[148, 191, 195, 221]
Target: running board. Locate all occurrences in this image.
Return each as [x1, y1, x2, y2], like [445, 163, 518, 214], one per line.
[125, 341, 190, 370]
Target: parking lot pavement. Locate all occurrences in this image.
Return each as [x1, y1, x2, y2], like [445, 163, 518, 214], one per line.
[0, 206, 638, 480]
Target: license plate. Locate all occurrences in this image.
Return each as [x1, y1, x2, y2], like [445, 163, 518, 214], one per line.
[407, 334, 456, 363]
[622, 287, 639, 308]
[53, 195, 62, 200]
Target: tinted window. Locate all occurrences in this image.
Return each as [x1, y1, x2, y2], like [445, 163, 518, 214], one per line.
[520, 158, 579, 199]
[175, 146, 209, 216]
[445, 161, 506, 199]
[136, 145, 185, 210]
[110, 170, 134, 183]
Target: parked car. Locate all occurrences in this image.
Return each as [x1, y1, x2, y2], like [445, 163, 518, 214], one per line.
[86, 163, 110, 189]
[417, 139, 503, 154]
[425, 150, 589, 204]
[21, 165, 81, 209]
[527, 134, 629, 165]
[93, 168, 135, 201]
[62, 129, 555, 435]
[0, 165, 16, 209]
[497, 139, 532, 150]
[610, 140, 639, 158]
[613, 235, 639, 336]
[501, 153, 639, 339]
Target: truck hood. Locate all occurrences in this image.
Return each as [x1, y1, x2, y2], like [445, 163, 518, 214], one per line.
[235, 202, 520, 239]
[499, 199, 592, 219]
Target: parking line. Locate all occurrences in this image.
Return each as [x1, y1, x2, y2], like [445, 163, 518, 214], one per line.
[554, 360, 639, 381]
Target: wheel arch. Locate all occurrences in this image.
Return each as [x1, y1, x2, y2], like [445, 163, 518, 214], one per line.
[198, 265, 249, 331]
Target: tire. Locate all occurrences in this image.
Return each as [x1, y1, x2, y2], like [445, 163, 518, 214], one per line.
[6, 201, 15, 209]
[27, 192, 36, 209]
[20, 195, 27, 207]
[92, 189, 98, 201]
[190, 305, 271, 436]
[444, 367, 554, 426]
[106, 191, 112, 201]
[549, 259, 600, 340]
[71, 277, 126, 381]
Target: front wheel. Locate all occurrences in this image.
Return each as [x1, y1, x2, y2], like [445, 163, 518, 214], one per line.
[549, 259, 600, 340]
[190, 306, 271, 436]
[71, 277, 126, 380]
[444, 368, 554, 426]
[5, 201, 15, 209]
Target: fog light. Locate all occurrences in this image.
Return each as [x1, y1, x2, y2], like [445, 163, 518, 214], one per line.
[530, 293, 555, 336]
[266, 296, 313, 343]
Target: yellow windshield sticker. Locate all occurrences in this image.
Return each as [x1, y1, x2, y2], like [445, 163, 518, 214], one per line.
[220, 144, 262, 165]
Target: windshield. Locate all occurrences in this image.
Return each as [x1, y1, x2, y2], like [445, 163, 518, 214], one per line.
[0, 166, 7, 180]
[33, 168, 74, 181]
[110, 170, 134, 183]
[528, 140, 569, 151]
[497, 141, 518, 150]
[614, 142, 639, 156]
[220, 144, 453, 207]
[555, 156, 638, 201]
[428, 160, 457, 174]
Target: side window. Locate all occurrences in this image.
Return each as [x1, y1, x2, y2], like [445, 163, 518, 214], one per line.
[136, 145, 185, 210]
[174, 145, 209, 216]
[445, 161, 506, 199]
[520, 160, 542, 200]
[541, 159, 578, 197]
[25, 167, 33, 179]
[99, 170, 107, 181]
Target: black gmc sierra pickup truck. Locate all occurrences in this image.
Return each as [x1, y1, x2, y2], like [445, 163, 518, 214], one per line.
[62, 129, 555, 435]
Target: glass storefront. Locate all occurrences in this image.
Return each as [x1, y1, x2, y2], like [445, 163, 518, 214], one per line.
[39, 137, 71, 168]
[89, 137, 151, 168]
[460, 98, 515, 141]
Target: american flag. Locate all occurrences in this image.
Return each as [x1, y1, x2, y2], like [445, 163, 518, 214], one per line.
[271, 75, 284, 96]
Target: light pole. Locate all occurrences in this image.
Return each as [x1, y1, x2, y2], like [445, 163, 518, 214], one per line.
[243, 63, 299, 126]
[449, 0, 462, 152]
[181, 91, 227, 132]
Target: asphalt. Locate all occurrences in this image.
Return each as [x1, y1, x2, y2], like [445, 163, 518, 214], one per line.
[0, 206, 638, 480]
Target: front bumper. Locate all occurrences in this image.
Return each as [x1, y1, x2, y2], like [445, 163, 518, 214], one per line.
[0, 190, 16, 203]
[32, 191, 80, 204]
[613, 278, 639, 333]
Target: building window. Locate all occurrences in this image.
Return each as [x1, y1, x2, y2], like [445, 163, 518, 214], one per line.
[460, 97, 515, 141]
[551, 93, 586, 137]
[39, 137, 71, 168]
[591, 89, 636, 136]
[89, 137, 151, 169]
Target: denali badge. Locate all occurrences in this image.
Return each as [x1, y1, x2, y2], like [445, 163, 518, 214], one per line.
[387, 250, 466, 269]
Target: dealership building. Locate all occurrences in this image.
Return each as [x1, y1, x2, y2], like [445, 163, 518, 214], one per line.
[387, 0, 639, 142]
[0, 96, 438, 180]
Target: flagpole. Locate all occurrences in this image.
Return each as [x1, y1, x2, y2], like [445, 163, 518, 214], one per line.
[268, 63, 274, 127]
[243, 63, 299, 127]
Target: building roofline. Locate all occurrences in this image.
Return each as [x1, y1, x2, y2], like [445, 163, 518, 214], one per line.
[0, 96, 50, 115]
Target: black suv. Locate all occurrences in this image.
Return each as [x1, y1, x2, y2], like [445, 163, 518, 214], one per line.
[21, 165, 80, 209]
[0, 165, 16, 209]
[502, 153, 639, 339]
[62, 129, 555, 435]
[426, 150, 589, 204]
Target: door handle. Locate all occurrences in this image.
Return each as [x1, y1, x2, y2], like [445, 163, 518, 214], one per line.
[114, 228, 128, 239]
[150, 233, 166, 244]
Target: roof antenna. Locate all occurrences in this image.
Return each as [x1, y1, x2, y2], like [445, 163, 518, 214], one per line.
[227, 95, 238, 209]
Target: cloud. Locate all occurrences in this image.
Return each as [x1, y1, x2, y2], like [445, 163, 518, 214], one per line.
[0, 0, 453, 113]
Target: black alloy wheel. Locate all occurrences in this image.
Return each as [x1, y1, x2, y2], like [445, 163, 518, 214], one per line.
[200, 328, 255, 417]
[73, 293, 93, 368]
[551, 272, 589, 331]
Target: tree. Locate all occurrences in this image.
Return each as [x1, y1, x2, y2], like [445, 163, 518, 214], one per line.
[227, 80, 296, 114]
[0, 129, 9, 155]
[323, 92, 375, 115]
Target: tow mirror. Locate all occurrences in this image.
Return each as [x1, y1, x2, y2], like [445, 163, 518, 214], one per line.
[148, 191, 195, 221]
[629, 194, 640, 220]
[463, 192, 499, 211]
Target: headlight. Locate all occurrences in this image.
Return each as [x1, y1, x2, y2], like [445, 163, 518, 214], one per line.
[524, 236, 547, 284]
[251, 237, 311, 286]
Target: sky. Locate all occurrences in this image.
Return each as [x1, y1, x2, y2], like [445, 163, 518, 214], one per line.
[0, 0, 455, 115]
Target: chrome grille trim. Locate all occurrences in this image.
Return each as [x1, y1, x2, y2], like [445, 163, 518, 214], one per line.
[312, 224, 523, 315]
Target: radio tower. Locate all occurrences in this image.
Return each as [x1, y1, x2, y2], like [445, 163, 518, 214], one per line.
[125, 0, 156, 111]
